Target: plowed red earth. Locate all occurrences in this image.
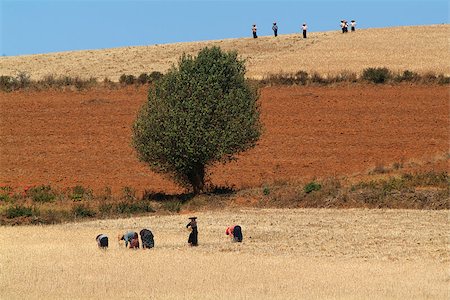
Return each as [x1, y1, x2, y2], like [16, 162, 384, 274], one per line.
[1, 85, 448, 194]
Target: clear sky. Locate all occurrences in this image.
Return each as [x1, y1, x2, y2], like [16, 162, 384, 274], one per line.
[1, 0, 448, 56]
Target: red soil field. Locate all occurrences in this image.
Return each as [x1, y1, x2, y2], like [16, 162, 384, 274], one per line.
[0, 85, 448, 194]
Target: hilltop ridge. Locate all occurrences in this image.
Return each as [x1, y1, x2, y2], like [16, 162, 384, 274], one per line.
[1, 24, 449, 81]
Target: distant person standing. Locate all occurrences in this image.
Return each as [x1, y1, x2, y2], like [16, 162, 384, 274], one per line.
[252, 24, 258, 38]
[344, 20, 349, 33]
[272, 22, 278, 37]
[302, 23, 308, 38]
[186, 217, 198, 246]
[350, 20, 356, 32]
[340, 20, 345, 33]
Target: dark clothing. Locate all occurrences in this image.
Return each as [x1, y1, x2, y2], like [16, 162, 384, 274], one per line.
[96, 234, 108, 248]
[351, 26, 355, 32]
[186, 220, 198, 246]
[272, 25, 278, 37]
[99, 236, 108, 248]
[303, 30, 307, 38]
[140, 229, 154, 249]
[233, 225, 243, 242]
[188, 227, 198, 246]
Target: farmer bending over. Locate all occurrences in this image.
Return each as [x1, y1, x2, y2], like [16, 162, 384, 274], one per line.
[140, 229, 155, 249]
[118, 231, 139, 249]
[226, 225, 243, 242]
[96, 234, 108, 249]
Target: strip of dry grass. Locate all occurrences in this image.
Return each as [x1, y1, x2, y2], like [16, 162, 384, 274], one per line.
[1, 25, 449, 81]
[1, 67, 448, 92]
[1, 171, 448, 225]
[0, 209, 447, 299]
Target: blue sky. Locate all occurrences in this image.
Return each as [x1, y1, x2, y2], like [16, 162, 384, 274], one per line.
[1, 0, 448, 56]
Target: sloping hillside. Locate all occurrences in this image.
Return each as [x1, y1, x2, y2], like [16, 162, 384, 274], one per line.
[1, 25, 449, 80]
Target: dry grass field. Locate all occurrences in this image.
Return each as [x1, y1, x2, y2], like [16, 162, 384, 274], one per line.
[0, 208, 448, 299]
[1, 25, 449, 80]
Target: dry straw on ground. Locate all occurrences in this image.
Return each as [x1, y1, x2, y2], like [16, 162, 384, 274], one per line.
[1, 25, 449, 81]
[0, 209, 448, 299]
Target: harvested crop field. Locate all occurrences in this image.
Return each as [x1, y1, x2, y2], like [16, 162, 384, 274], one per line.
[0, 84, 448, 194]
[0, 208, 448, 299]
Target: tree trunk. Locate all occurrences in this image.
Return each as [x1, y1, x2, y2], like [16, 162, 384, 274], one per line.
[189, 164, 205, 194]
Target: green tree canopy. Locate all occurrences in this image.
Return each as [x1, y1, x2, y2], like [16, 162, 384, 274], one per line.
[132, 46, 262, 194]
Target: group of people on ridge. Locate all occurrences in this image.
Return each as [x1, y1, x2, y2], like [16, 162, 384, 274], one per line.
[341, 20, 356, 33]
[252, 20, 356, 38]
[96, 217, 243, 249]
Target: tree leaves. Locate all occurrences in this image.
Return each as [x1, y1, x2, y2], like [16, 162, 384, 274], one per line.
[132, 47, 262, 193]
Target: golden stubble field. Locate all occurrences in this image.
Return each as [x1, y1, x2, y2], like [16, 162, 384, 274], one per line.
[1, 25, 449, 80]
[0, 209, 448, 299]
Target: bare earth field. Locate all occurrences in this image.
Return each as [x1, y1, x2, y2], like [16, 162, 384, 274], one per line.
[1, 25, 449, 81]
[0, 84, 448, 194]
[0, 209, 448, 299]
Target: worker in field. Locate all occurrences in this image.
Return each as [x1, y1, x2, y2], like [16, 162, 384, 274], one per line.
[96, 234, 108, 249]
[302, 23, 308, 38]
[350, 20, 356, 32]
[272, 22, 278, 37]
[118, 231, 140, 249]
[226, 225, 243, 242]
[139, 228, 155, 249]
[186, 217, 198, 246]
[340, 20, 345, 33]
[252, 24, 258, 38]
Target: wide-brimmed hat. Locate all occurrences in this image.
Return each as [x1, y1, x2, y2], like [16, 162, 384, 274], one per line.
[189, 217, 197, 220]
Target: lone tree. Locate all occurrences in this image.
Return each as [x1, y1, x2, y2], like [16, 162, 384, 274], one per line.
[132, 46, 262, 194]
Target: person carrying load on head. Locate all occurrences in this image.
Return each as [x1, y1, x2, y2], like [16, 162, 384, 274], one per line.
[140, 229, 154, 249]
[186, 217, 198, 246]
[226, 225, 243, 242]
[118, 231, 139, 249]
[96, 234, 108, 249]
